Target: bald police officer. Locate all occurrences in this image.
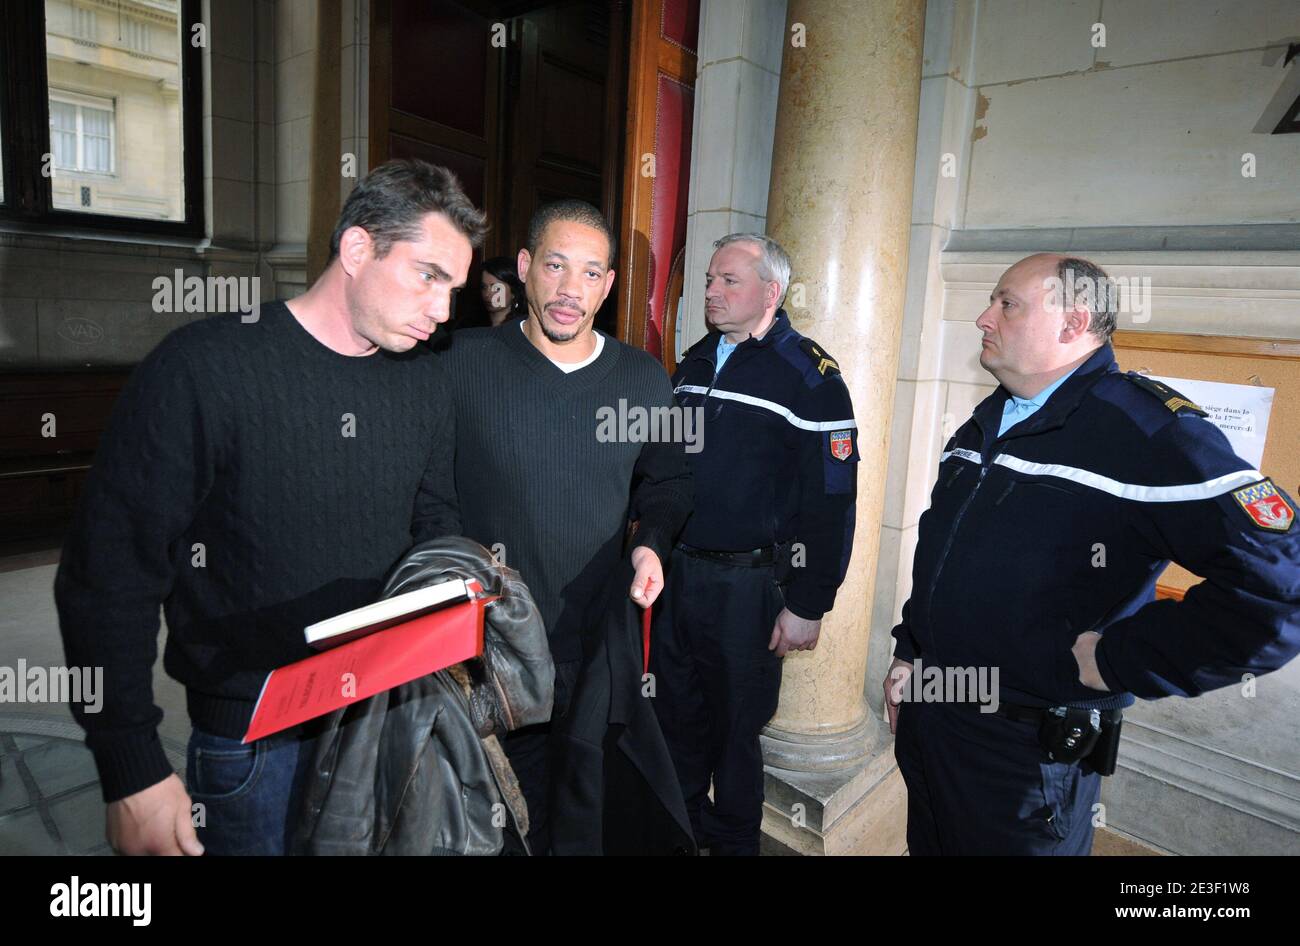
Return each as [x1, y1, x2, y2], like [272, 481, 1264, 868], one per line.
[652, 234, 858, 855]
[884, 253, 1300, 855]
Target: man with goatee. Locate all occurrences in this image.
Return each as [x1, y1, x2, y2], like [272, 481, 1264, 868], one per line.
[421, 199, 692, 853]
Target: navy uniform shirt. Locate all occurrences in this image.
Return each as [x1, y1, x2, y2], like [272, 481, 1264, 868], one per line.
[892, 342, 1300, 708]
[672, 308, 858, 620]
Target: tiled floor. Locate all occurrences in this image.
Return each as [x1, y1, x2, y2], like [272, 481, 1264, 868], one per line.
[0, 543, 190, 856]
[0, 541, 127, 855]
[0, 730, 113, 855]
[0, 715, 187, 856]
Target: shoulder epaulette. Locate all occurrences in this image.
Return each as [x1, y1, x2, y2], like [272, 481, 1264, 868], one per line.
[798, 337, 841, 377]
[1124, 372, 1207, 416]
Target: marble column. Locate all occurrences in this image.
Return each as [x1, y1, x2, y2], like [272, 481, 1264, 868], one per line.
[760, 0, 925, 853]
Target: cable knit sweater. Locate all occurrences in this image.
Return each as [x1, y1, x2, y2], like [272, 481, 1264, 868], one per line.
[55, 302, 458, 801]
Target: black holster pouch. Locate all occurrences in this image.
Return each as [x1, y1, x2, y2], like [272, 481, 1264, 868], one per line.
[1038, 706, 1101, 764]
[1038, 706, 1124, 775]
[1085, 709, 1124, 776]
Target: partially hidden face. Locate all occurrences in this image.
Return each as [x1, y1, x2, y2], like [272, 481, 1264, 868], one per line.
[481, 273, 512, 313]
[519, 220, 615, 344]
[345, 210, 474, 352]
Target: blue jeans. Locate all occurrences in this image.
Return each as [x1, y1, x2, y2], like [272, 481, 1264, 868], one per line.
[185, 725, 319, 856]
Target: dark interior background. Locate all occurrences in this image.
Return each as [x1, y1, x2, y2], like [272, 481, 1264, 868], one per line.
[381, 0, 627, 333]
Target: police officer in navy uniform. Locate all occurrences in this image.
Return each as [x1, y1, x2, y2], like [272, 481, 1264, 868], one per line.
[883, 253, 1300, 855]
[651, 233, 858, 855]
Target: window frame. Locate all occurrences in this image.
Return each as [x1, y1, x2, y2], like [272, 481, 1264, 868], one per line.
[49, 90, 117, 176]
[0, 0, 204, 239]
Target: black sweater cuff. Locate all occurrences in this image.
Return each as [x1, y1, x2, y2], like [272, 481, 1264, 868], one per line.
[633, 501, 689, 567]
[891, 627, 919, 663]
[783, 596, 825, 621]
[90, 729, 177, 803]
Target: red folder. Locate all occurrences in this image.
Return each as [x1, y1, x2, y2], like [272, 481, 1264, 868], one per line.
[243, 586, 490, 743]
[642, 605, 652, 675]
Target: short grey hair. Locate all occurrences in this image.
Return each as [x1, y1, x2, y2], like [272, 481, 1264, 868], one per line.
[713, 233, 792, 306]
[1056, 256, 1118, 342]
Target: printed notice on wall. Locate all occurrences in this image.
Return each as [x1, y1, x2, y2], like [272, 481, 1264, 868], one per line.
[1151, 375, 1274, 469]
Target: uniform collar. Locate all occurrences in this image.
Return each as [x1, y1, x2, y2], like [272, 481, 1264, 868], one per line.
[747, 308, 791, 348]
[1008, 366, 1076, 411]
[974, 343, 1118, 442]
[684, 308, 792, 366]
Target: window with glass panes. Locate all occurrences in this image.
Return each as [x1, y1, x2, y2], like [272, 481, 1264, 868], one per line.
[49, 95, 114, 174]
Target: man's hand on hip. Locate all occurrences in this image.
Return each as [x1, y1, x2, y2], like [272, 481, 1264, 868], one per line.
[106, 773, 204, 856]
[768, 608, 821, 658]
[1072, 631, 1108, 690]
[629, 545, 663, 608]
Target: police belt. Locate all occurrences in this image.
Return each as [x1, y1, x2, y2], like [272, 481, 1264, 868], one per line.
[993, 701, 1123, 727]
[676, 542, 776, 568]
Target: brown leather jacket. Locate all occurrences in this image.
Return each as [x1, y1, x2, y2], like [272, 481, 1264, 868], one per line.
[292, 537, 554, 855]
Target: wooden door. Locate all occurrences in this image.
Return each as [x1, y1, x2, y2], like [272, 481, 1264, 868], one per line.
[369, 0, 505, 253]
[368, 1, 626, 331]
[501, 1, 625, 334]
[616, 0, 698, 369]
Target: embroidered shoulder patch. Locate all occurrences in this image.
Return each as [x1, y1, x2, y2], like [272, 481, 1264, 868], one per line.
[799, 337, 840, 377]
[829, 429, 854, 461]
[1124, 372, 1207, 416]
[1231, 478, 1294, 532]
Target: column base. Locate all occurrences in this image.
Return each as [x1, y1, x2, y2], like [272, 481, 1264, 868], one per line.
[760, 711, 876, 772]
[759, 718, 908, 855]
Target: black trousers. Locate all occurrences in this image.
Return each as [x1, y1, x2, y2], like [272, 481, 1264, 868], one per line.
[499, 657, 580, 855]
[650, 548, 784, 856]
[894, 697, 1103, 855]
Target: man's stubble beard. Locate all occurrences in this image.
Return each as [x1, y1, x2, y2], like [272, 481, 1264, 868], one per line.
[541, 324, 578, 344]
[535, 305, 591, 345]
[347, 291, 393, 352]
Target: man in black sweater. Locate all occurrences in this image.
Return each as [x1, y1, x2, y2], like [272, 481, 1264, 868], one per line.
[423, 200, 693, 852]
[55, 160, 483, 855]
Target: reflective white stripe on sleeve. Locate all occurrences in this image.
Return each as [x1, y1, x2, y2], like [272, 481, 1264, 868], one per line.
[938, 447, 1261, 502]
[673, 384, 856, 432]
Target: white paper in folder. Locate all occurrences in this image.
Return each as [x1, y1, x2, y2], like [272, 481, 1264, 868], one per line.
[1150, 375, 1274, 470]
